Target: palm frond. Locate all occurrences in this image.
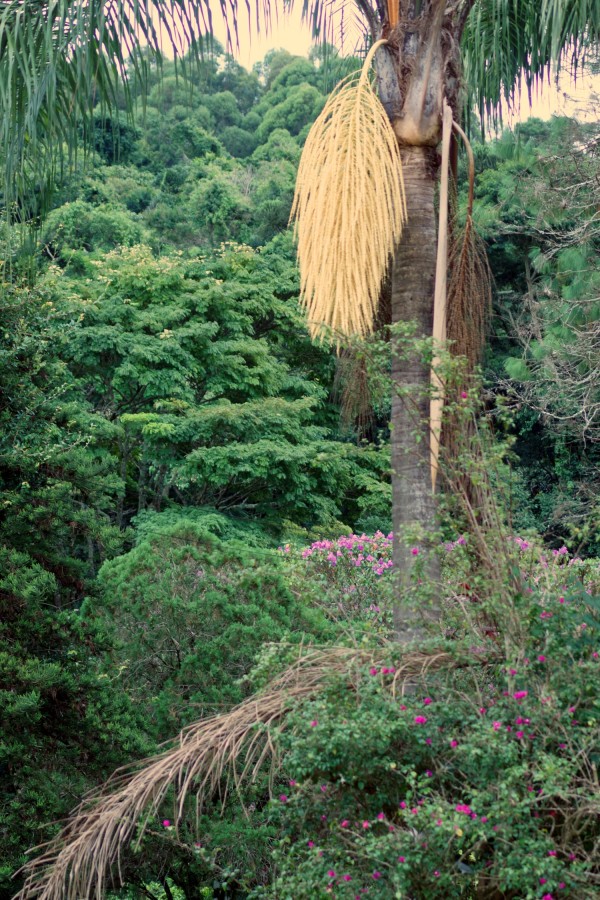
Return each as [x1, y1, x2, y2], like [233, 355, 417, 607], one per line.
[15, 644, 464, 900]
[0, 1, 217, 217]
[291, 39, 406, 342]
[462, 0, 600, 123]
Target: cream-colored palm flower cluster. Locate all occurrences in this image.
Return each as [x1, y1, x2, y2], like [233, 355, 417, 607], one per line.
[291, 40, 406, 342]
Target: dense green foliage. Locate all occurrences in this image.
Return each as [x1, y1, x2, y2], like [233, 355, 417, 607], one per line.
[1, 39, 599, 900]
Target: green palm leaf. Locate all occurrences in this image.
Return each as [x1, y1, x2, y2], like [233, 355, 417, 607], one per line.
[0, 0, 220, 218]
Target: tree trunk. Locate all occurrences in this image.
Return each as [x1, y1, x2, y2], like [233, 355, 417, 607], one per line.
[391, 145, 440, 640]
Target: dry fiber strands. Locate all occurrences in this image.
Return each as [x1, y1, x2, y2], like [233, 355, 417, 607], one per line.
[15, 645, 470, 900]
[291, 39, 406, 342]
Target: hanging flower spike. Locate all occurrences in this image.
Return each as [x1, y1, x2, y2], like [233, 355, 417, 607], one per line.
[291, 40, 406, 344]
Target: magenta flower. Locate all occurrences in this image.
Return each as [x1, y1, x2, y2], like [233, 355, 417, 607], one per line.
[492, 721, 502, 731]
[279, 794, 288, 803]
[289, 779, 296, 787]
[540, 877, 547, 885]
[540, 611, 553, 619]
[327, 870, 336, 878]
[411, 547, 419, 556]
[538, 655, 546, 662]
[398, 856, 405, 863]
[542, 895, 554, 900]
[460, 391, 468, 399]
[548, 850, 557, 856]
[310, 719, 318, 727]
[516, 731, 524, 739]
[362, 820, 370, 829]
[399, 801, 407, 809]
[513, 690, 528, 700]
[342, 875, 352, 882]
[377, 812, 385, 820]
[480, 816, 488, 823]
[450, 739, 458, 748]
[414, 715, 428, 724]
[423, 697, 433, 705]
[369, 666, 378, 676]
[162, 819, 171, 828]
[372, 871, 382, 880]
[340, 820, 349, 828]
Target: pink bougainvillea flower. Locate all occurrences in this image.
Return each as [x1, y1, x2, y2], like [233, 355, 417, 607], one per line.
[455, 804, 472, 815]
[414, 715, 428, 724]
[513, 690, 528, 700]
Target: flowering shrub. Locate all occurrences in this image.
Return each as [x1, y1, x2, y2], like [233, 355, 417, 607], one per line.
[280, 532, 395, 625]
[250, 557, 600, 899]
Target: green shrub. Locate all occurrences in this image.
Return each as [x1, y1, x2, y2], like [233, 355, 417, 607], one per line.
[88, 522, 334, 737]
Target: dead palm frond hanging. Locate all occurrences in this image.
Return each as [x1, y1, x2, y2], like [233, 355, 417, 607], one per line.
[290, 39, 406, 342]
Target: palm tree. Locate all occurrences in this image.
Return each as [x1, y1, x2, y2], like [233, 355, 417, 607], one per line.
[284, 0, 599, 637]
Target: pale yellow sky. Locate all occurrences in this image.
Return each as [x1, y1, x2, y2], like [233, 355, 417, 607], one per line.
[206, 6, 600, 122]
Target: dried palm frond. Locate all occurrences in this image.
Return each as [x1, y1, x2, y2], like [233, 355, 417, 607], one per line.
[15, 644, 483, 900]
[446, 121, 492, 369]
[291, 39, 406, 343]
[334, 348, 375, 438]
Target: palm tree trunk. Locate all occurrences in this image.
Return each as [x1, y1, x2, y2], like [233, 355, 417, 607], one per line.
[391, 145, 440, 640]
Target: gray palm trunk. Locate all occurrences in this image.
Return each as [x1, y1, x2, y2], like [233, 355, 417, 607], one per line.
[375, 15, 448, 639]
[391, 145, 441, 639]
